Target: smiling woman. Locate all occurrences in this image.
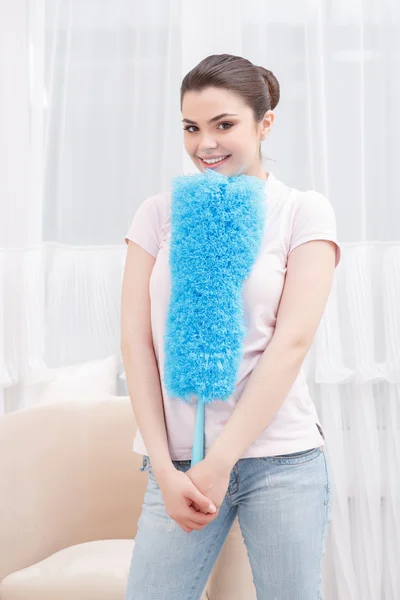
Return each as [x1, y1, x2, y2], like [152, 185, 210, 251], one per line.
[122, 53, 340, 600]
[180, 54, 279, 179]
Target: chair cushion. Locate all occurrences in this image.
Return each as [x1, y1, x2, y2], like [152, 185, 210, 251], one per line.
[0, 539, 133, 600]
[0, 539, 208, 600]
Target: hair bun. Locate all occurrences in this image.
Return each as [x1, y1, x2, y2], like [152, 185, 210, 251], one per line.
[257, 66, 280, 110]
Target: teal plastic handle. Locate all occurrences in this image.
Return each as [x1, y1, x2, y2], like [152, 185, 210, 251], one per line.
[191, 400, 205, 467]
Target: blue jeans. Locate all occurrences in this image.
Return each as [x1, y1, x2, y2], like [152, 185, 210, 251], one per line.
[125, 445, 332, 600]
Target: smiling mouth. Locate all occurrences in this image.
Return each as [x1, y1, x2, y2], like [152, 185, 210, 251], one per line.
[199, 155, 231, 167]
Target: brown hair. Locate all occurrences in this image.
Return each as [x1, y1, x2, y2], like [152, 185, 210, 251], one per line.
[180, 53, 280, 118]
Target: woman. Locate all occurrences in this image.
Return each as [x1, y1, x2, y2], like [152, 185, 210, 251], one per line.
[121, 54, 341, 599]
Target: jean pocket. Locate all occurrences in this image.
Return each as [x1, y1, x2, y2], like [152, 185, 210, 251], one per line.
[139, 455, 160, 484]
[258, 446, 323, 465]
[139, 455, 152, 473]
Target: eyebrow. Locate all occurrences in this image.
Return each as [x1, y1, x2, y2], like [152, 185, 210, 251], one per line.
[182, 113, 239, 125]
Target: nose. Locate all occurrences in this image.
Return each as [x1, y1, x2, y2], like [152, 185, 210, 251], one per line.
[198, 131, 218, 152]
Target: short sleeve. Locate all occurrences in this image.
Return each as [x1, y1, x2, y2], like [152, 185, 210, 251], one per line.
[289, 191, 341, 267]
[124, 195, 160, 258]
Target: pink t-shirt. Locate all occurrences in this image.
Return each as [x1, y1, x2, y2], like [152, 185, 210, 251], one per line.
[124, 172, 341, 460]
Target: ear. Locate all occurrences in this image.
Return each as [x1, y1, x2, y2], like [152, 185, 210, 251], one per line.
[261, 110, 275, 140]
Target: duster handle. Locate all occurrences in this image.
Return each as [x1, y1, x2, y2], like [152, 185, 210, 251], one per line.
[190, 399, 205, 467]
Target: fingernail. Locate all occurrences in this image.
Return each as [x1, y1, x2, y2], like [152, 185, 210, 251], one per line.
[208, 504, 217, 513]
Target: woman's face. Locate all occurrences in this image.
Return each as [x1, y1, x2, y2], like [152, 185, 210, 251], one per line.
[182, 86, 274, 179]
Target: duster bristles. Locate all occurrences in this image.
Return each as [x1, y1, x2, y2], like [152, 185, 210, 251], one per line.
[163, 169, 266, 405]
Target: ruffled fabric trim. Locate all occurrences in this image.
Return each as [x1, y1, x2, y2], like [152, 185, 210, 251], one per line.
[309, 244, 400, 383]
[1, 242, 400, 404]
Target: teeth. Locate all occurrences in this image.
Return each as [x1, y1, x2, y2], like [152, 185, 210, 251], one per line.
[202, 155, 229, 164]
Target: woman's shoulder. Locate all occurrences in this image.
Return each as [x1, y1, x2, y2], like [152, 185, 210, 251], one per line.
[137, 189, 171, 227]
[271, 176, 340, 264]
[269, 173, 336, 221]
[141, 189, 171, 211]
[142, 189, 172, 245]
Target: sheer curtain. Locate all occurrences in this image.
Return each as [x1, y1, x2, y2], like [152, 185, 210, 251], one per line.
[1, 1, 399, 598]
[1, 0, 183, 407]
[237, 4, 400, 598]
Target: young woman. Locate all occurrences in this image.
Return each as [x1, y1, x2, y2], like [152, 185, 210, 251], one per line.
[121, 54, 341, 600]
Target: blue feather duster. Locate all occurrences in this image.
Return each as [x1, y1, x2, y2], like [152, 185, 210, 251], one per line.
[163, 169, 267, 465]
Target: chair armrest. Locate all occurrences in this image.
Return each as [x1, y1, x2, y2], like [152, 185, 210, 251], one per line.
[0, 397, 145, 582]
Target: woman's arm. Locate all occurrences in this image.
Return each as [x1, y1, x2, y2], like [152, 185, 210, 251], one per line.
[204, 239, 337, 474]
[120, 241, 175, 480]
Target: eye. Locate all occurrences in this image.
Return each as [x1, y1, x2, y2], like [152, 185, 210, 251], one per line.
[183, 122, 234, 133]
[183, 125, 198, 133]
[218, 122, 233, 130]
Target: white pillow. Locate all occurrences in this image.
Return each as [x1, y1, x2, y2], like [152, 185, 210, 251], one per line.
[35, 355, 119, 405]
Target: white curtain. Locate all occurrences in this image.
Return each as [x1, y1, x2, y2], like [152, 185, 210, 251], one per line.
[1, 1, 399, 598]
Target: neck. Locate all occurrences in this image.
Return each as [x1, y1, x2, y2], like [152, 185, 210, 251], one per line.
[242, 162, 269, 181]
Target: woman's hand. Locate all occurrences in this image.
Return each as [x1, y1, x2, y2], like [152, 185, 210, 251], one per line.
[157, 467, 219, 533]
[186, 456, 231, 513]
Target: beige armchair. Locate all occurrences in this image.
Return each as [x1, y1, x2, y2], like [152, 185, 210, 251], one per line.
[0, 397, 255, 599]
